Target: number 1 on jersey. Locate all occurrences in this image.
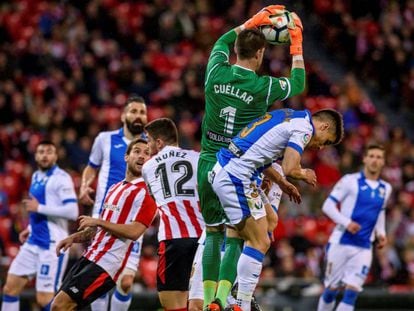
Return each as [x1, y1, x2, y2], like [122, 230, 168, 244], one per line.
[220, 106, 237, 135]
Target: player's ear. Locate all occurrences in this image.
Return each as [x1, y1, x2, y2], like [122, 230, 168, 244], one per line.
[320, 121, 330, 132]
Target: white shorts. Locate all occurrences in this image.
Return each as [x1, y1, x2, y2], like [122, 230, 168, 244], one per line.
[323, 243, 372, 291]
[8, 242, 69, 293]
[211, 163, 266, 225]
[125, 237, 143, 272]
[188, 243, 204, 300]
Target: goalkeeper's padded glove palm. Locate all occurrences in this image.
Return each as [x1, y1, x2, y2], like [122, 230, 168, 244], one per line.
[288, 12, 304, 55]
[243, 4, 286, 29]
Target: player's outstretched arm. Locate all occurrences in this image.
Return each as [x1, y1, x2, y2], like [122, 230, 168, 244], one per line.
[263, 166, 301, 204]
[79, 165, 97, 206]
[78, 215, 148, 241]
[55, 226, 97, 256]
[282, 147, 317, 186]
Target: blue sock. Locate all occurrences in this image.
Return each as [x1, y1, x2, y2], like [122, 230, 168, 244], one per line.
[322, 288, 339, 303]
[1, 294, 20, 311]
[342, 288, 359, 306]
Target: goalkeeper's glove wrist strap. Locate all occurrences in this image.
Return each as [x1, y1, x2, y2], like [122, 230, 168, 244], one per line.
[290, 44, 303, 55]
[292, 54, 304, 61]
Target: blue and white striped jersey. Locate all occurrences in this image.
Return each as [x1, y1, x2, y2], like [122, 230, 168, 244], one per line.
[88, 128, 146, 217]
[216, 109, 314, 181]
[28, 165, 78, 249]
[325, 172, 392, 249]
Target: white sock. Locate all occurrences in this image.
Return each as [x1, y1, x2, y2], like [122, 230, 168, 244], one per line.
[235, 247, 264, 311]
[110, 289, 132, 311]
[91, 293, 109, 311]
[1, 295, 19, 311]
[336, 302, 354, 311]
[317, 295, 336, 311]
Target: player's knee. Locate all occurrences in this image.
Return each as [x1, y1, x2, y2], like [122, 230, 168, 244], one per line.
[118, 274, 134, 294]
[342, 288, 359, 306]
[50, 295, 67, 311]
[3, 282, 20, 296]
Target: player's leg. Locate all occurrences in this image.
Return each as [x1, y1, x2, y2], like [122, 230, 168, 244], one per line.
[1, 244, 37, 311]
[317, 244, 350, 311]
[1, 274, 28, 311]
[52, 257, 116, 310]
[188, 241, 205, 311]
[110, 239, 142, 311]
[157, 238, 198, 310]
[235, 216, 270, 311]
[215, 227, 243, 306]
[209, 166, 270, 311]
[198, 158, 226, 307]
[110, 269, 135, 311]
[36, 247, 69, 310]
[336, 247, 372, 311]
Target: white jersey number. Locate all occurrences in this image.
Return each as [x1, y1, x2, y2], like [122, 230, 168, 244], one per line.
[220, 106, 237, 135]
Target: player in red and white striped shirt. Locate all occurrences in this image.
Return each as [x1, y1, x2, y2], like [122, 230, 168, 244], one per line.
[52, 138, 157, 311]
[142, 118, 204, 311]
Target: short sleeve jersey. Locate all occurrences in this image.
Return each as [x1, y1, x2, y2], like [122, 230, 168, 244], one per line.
[201, 30, 296, 161]
[217, 109, 314, 181]
[142, 146, 204, 241]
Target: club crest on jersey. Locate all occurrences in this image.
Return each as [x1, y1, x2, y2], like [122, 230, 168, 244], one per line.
[302, 133, 311, 145]
[279, 79, 287, 90]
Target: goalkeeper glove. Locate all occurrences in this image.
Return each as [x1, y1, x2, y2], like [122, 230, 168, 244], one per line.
[243, 4, 286, 29]
[287, 12, 303, 55]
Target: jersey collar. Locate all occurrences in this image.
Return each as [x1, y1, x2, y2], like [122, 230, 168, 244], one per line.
[305, 109, 315, 135]
[233, 64, 255, 73]
[123, 177, 144, 185]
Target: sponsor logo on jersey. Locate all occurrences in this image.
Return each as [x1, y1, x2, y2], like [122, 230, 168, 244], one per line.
[114, 144, 124, 149]
[103, 203, 120, 212]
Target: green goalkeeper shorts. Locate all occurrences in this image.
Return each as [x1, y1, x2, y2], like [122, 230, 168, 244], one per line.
[197, 158, 227, 226]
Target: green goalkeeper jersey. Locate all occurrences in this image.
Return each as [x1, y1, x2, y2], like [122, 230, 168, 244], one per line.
[200, 29, 306, 162]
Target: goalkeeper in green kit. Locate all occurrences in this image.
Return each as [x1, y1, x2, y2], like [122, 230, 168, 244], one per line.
[197, 4, 306, 311]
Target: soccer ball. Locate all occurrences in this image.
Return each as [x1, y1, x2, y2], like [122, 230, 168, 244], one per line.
[259, 12, 292, 45]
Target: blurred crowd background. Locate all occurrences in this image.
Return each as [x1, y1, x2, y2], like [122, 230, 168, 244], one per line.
[0, 0, 414, 299]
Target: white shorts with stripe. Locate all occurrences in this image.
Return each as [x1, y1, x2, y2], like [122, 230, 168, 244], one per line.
[210, 163, 266, 225]
[323, 243, 373, 292]
[8, 242, 68, 293]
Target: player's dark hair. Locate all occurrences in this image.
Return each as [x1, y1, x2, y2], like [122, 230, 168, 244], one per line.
[36, 140, 56, 150]
[126, 138, 148, 155]
[364, 143, 385, 156]
[235, 29, 266, 60]
[145, 118, 178, 145]
[312, 109, 344, 145]
[125, 95, 145, 108]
